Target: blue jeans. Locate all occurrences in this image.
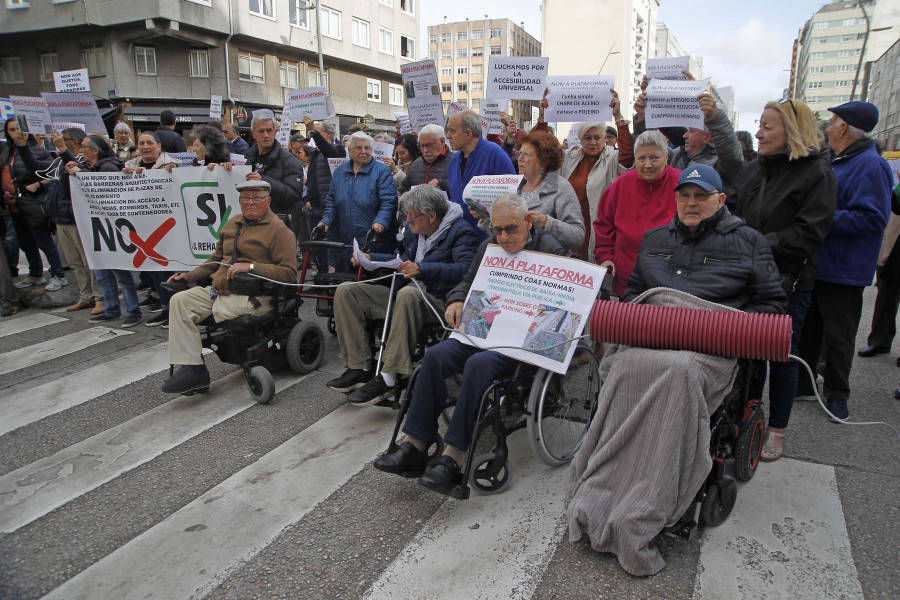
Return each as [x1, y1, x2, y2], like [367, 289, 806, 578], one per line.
[403, 339, 518, 451]
[29, 226, 64, 278]
[95, 269, 141, 318]
[750, 291, 813, 429]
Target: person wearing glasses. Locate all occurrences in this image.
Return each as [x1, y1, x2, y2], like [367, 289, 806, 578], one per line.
[372, 194, 566, 494]
[728, 98, 837, 461]
[326, 185, 478, 401]
[161, 180, 297, 394]
[397, 124, 452, 195]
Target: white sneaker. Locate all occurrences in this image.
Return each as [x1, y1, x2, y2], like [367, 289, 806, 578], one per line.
[45, 276, 69, 292]
[14, 276, 47, 289]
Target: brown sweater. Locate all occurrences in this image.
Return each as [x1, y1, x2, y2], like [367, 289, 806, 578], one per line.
[187, 208, 297, 294]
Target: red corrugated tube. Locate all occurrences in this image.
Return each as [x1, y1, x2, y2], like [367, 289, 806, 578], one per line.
[589, 300, 792, 361]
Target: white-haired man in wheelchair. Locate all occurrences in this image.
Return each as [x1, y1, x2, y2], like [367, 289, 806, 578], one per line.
[373, 194, 568, 494]
[160, 180, 297, 394]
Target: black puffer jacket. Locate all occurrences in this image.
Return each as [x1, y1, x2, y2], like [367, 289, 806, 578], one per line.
[6, 143, 53, 229]
[727, 148, 836, 293]
[398, 149, 452, 194]
[625, 206, 786, 314]
[243, 140, 303, 215]
[89, 155, 125, 173]
[17, 143, 80, 225]
[305, 130, 345, 209]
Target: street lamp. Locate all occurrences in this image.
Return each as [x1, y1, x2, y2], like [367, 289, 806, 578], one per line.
[850, 1, 893, 101]
[296, 1, 326, 89]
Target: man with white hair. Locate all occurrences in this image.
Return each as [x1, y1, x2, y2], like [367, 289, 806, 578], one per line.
[243, 113, 303, 215]
[397, 123, 452, 194]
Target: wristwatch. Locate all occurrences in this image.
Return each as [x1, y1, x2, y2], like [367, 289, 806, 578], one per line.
[249, 263, 254, 272]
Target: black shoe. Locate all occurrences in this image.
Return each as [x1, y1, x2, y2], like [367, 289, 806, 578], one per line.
[136, 281, 152, 291]
[326, 368, 373, 393]
[857, 345, 890, 357]
[419, 455, 461, 494]
[826, 396, 849, 422]
[89, 313, 122, 324]
[373, 441, 429, 478]
[122, 314, 143, 328]
[348, 376, 393, 406]
[139, 295, 159, 307]
[161, 365, 211, 394]
[146, 311, 169, 327]
[147, 303, 162, 313]
[0, 300, 19, 317]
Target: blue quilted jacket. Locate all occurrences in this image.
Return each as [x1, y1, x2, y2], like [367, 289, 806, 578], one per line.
[322, 158, 398, 254]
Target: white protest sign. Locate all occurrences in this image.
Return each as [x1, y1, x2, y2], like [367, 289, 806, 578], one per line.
[394, 112, 412, 135]
[443, 101, 467, 128]
[645, 78, 710, 129]
[646, 57, 691, 81]
[462, 174, 524, 218]
[209, 94, 222, 118]
[168, 152, 198, 166]
[230, 154, 247, 165]
[41, 92, 106, 134]
[287, 86, 328, 121]
[480, 116, 490, 139]
[372, 141, 395, 162]
[544, 75, 615, 122]
[565, 125, 582, 148]
[276, 103, 292, 146]
[51, 121, 86, 134]
[486, 57, 550, 101]
[353, 239, 402, 270]
[53, 69, 90, 93]
[325, 96, 336, 118]
[252, 108, 275, 122]
[328, 157, 349, 173]
[482, 99, 507, 136]
[451, 246, 605, 374]
[10, 96, 54, 135]
[401, 59, 443, 130]
[71, 166, 252, 270]
[531, 105, 540, 129]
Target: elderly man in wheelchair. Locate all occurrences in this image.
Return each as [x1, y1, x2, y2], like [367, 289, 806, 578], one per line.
[160, 179, 298, 394]
[373, 194, 569, 493]
[566, 165, 787, 577]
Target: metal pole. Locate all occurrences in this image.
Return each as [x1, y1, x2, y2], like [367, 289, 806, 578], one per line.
[850, 1, 870, 101]
[315, 1, 325, 87]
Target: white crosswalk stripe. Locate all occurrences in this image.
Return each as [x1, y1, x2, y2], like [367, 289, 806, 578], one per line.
[0, 313, 67, 338]
[0, 326, 133, 376]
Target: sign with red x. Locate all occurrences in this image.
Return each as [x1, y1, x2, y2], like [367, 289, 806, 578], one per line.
[129, 218, 175, 268]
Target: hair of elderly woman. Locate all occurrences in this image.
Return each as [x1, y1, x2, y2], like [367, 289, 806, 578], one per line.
[395, 133, 422, 163]
[491, 194, 528, 219]
[577, 121, 606, 140]
[84, 134, 115, 159]
[418, 123, 445, 139]
[763, 99, 819, 160]
[192, 124, 230, 163]
[521, 130, 563, 172]
[634, 130, 670, 153]
[401, 185, 449, 220]
[113, 122, 132, 136]
[374, 133, 395, 144]
[349, 130, 375, 148]
[457, 110, 483, 138]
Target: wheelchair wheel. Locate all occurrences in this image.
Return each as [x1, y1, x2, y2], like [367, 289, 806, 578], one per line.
[247, 365, 276, 404]
[526, 341, 601, 467]
[700, 475, 737, 527]
[286, 321, 325, 374]
[469, 453, 513, 495]
[735, 407, 765, 481]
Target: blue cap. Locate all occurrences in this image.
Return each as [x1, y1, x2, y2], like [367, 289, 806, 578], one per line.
[827, 101, 879, 133]
[675, 164, 722, 192]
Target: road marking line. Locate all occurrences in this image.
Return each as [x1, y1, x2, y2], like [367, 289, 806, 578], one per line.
[0, 327, 133, 376]
[0, 313, 67, 338]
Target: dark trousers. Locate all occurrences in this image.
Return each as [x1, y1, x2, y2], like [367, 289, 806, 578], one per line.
[867, 241, 900, 348]
[751, 291, 812, 428]
[402, 338, 518, 451]
[147, 271, 174, 310]
[8, 213, 42, 277]
[797, 281, 865, 402]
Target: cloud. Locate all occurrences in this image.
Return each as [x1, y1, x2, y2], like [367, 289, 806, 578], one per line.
[699, 18, 793, 67]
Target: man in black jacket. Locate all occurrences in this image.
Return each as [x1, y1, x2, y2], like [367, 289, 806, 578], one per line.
[397, 123, 452, 194]
[301, 116, 345, 264]
[243, 114, 303, 217]
[156, 110, 187, 153]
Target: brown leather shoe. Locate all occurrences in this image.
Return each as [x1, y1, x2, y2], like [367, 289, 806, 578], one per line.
[67, 300, 93, 312]
[90, 303, 105, 315]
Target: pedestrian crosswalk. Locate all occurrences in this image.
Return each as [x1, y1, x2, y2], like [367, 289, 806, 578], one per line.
[0, 306, 867, 600]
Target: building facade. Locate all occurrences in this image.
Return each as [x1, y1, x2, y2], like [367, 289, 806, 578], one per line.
[427, 17, 540, 126]
[868, 37, 899, 151]
[0, 0, 420, 137]
[654, 22, 703, 79]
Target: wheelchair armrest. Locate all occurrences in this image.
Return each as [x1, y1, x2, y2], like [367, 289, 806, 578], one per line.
[161, 280, 190, 294]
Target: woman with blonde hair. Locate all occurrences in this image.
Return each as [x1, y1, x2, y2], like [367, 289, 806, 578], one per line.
[729, 98, 838, 462]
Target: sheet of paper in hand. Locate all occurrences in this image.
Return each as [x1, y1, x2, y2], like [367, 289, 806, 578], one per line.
[463, 174, 524, 218]
[544, 76, 615, 122]
[287, 87, 328, 121]
[402, 59, 444, 131]
[353, 239, 402, 271]
[646, 57, 691, 81]
[486, 57, 550, 101]
[645, 78, 710, 129]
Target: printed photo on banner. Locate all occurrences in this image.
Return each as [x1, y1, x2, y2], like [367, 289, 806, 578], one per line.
[644, 78, 710, 129]
[9, 96, 54, 135]
[287, 86, 328, 121]
[53, 68, 90, 93]
[544, 76, 615, 122]
[462, 174, 524, 218]
[450, 246, 605, 374]
[645, 57, 692, 81]
[71, 166, 252, 270]
[486, 56, 550, 101]
[401, 59, 443, 131]
[40, 92, 106, 134]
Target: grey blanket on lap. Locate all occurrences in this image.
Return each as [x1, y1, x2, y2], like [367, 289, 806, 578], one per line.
[566, 287, 739, 576]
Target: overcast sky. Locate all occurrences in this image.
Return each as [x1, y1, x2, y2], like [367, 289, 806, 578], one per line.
[419, 0, 831, 130]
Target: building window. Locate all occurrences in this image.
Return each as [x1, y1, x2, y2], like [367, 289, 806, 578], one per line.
[841, 18, 857, 26]
[841, 34, 855, 42]
[490, 46, 501, 55]
[6, 0, 29, 7]
[457, 31, 468, 41]
[39, 49, 59, 82]
[82, 43, 106, 76]
[813, 37, 828, 44]
[401, 35, 415, 58]
[457, 83, 467, 92]
[472, 64, 482, 74]
[441, 49, 451, 59]
[440, 67, 451, 76]
[457, 66, 467, 75]
[807, 96, 820, 103]
[308, 67, 329, 92]
[441, 83, 451, 92]
[249, 0, 274, 19]
[429, 51, 436, 59]
[441, 33, 451, 43]
[366, 78, 381, 101]
[135, 46, 157, 75]
[857, 32, 867, 40]
[832, 95, 847, 102]
[472, 30, 483, 40]
[836, 64, 857, 72]
[321, 7, 341, 39]
[379, 28, 393, 54]
[0, 54, 23, 84]
[190, 49, 209, 77]
[429, 34, 437, 44]
[471, 81, 482, 91]
[471, 98, 480, 110]
[238, 51, 264, 83]
[835, 80, 850, 87]
[810, 52, 826, 60]
[352, 18, 370, 47]
[186, 0, 212, 5]
[809, 66, 825, 74]
[491, 28, 501, 38]
[457, 48, 467, 58]
[400, 0, 413, 15]
[289, 0, 309, 29]
[808, 81, 823, 89]
[813, 22, 829, 29]
[279, 60, 299, 88]
[442, 101, 450, 111]
[472, 47, 483, 57]
[389, 83, 404, 106]
[378, 0, 391, 5]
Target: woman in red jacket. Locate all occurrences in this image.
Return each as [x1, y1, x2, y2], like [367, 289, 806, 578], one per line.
[593, 130, 681, 298]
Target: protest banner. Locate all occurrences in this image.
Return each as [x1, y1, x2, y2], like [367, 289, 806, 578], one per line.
[325, 96, 336, 118]
[71, 166, 252, 270]
[276, 103, 292, 146]
[209, 94, 222, 118]
[0, 98, 14, 121]
[645, 78, 710, 129]
[486, 57, 550, 101]
[10, 96, 53, 135]
[40, 92, 106, 134]
[481, 99, 507, 136]
[646, 57, 691, 81]
[401, 59, 443, 131]
[229, 154, 247, 165]
[287, 86, 328, 121]
[462, 174, 524, 218]
[53, 69, 90, 93]
[50, 121, 86, 134]
[565, 125, 582, 148]
[328, 157, 349, 173]
[544, 75, 615, 122]
[169, 152, 198, 166]
[443, 101, 467, 129]
[394, 112, 412, 135]
[531, 105, 540, 129]
[371, 141, 395, 162]
[451, 246, 605, 374]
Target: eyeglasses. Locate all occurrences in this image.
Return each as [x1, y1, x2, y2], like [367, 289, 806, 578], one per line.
[418, 141, 439, 150]
[489, 216, 526, 237]
[518, 150, 535, 159]
[239, 196, 269, 205]
[778, 98, 798, 118]
[405, 212, 428, 223]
